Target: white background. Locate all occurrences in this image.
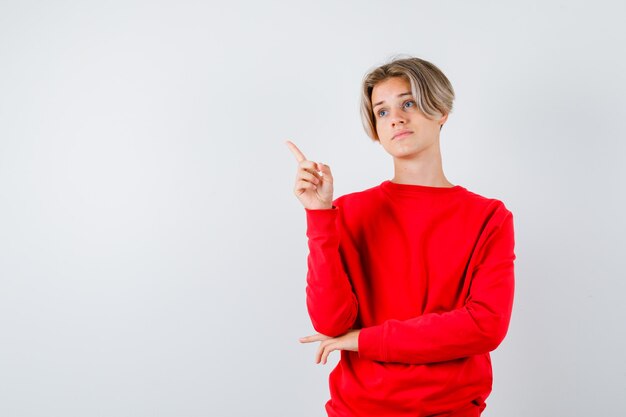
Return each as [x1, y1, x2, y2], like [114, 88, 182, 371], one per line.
[1, 1, 625, 416]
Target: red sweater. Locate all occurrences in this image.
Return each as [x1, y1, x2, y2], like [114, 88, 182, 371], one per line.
[304, 180, 516, 417]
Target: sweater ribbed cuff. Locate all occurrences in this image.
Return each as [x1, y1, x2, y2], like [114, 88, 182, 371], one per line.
[305, 206, 338, 238]
[358, 324, 386, 362]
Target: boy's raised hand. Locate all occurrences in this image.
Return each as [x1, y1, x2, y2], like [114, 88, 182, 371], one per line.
[286, 140, 334, 210]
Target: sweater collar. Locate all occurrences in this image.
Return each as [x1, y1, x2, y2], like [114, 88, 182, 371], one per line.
[381, 180, 465, 195]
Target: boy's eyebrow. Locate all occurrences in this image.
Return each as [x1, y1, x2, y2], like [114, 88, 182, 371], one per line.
[373, 92, 413, 109]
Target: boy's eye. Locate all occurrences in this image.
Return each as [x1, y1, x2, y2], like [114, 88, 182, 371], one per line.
[376, 100, 415, 118]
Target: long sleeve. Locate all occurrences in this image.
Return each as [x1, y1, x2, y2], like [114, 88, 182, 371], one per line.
[358, 208, 516, 364]
[304, 205, 359, 337]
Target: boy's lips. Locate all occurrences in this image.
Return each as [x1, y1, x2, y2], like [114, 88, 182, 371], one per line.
[392, 130, 413, 140]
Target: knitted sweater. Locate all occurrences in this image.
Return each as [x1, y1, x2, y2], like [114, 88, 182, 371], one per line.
[304, 180, 516, 416]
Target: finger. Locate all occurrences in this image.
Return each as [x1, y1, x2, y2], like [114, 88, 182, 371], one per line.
[298, 160, 322, 177]
[297, 170, 321, 186]
[315, 341, 326, 364]
[321, 342, 337, 365]
[295, 161, 323, 186]
[294, 179, 317, 195]
[299, 333, 330, 343]
[314, 339, 335, 364]
[286, 140, 306, 163]
[317, 163, 332, 178]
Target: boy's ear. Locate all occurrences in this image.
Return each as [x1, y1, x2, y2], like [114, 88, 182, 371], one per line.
[439, 113, 449, 131]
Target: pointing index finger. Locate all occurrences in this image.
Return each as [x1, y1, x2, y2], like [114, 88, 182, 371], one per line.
[285, 140, 307, 162]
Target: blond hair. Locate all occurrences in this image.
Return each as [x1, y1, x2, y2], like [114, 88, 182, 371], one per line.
[360, 55, 455, 141]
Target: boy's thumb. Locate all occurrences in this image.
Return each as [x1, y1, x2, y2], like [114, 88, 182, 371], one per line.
[317, 162, 329, 172]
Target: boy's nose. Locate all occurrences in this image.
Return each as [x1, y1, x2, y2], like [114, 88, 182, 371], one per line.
[391, 115, 407, 127]
[389, 109, 407, 127]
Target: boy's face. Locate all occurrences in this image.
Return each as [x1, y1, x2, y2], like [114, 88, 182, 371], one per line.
[371, 76, 447, 160]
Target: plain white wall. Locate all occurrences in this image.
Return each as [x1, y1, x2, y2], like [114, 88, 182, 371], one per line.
[1, 0, 625, 416]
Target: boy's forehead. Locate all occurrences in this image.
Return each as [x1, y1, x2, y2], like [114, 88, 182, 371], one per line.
[372, 78, 413, 107]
